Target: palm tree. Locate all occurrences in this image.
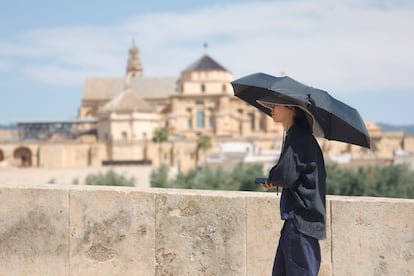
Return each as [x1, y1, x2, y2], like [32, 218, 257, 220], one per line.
[195, 135, 212, 168]
[152, 128, 169, 165]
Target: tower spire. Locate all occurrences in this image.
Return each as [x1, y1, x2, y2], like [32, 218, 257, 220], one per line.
[126, 38, 143, 77]
[203, 42, 208, 55]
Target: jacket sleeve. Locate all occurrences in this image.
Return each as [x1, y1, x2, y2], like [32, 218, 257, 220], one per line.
[267, 138, 315, 189]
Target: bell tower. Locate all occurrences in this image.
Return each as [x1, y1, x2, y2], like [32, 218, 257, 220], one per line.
[126, 38, 143, 77]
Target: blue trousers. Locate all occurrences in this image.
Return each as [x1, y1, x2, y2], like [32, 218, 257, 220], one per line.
[272, 220, 321, 276]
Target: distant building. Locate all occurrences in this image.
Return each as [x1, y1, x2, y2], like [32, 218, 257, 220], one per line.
[79, 42, 280, 141]
[75, 41, 282, 170]
[1, 41, 414, 171]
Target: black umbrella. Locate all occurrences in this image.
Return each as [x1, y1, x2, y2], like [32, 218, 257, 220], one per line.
[231, 72, 370, 148]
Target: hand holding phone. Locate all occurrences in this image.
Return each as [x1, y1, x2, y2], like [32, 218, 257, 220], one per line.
[255, 177, 268, 184]
[256, 177, 278, 191]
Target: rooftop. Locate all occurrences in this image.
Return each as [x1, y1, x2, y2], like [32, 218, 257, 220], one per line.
[182, 54, 229, 73]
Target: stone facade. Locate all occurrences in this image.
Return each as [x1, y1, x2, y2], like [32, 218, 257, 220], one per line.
[79, 42, 281, 141]
[0, 184, 413, 275]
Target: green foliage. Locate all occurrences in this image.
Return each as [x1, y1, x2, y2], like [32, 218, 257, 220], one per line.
[327, 164, 414, 199]
[152, 128, 169, 164]
[84, 170, 135, 186]
[150, 162, 264, 191]
[196, 135, 212, 153]
[195, 135, 213, 167]
[151, 162, 414, 198]
[150, 163, 169, 188]
[367, 164, 414, 198]
[172, 169, 198, 189]
[190, 166, 232, 190]
[230, 162, 264, 191]
[152, 128, 169, 143]
[326, 165, 369, 196]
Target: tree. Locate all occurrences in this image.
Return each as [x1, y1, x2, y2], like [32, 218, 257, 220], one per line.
[368, 164, 414, 198]
[150, 164, 169, 188]
[326, 164, 414, 199]
[149, 161, 414, 198]
[326, 165, 368, 196]
[195, 135, 212, 167]
[84, 170, 135, 186]
[150, 162, 264, 192]
[231, 162, 264, 191]
[192, 166, 231, 190]
[173, 169, 198, 189]
[152, 128, 169, 164]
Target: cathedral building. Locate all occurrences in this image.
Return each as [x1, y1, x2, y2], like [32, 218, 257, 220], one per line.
[79, 43, 278, 163]
[75, 41, 283, 170]
[79, 41, 281, 142]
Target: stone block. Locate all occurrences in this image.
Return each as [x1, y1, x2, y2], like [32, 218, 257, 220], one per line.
[0, 185, 69, 275]
[69, 186, 155, 276]
[246, 192, 282, 276]
[320, 197, 332, 276]
[154, 189, 246, 275]
[331, 196, 414, 276]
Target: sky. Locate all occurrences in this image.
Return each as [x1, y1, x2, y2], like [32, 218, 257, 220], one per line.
[1, 0, 413, 125]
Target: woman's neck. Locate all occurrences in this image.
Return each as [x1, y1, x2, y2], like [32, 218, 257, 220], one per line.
[283, 119, 294, 131]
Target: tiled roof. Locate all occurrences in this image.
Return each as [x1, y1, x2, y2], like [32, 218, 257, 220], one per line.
[82, 77, 178, 101]
[182, 54, 228, 72]
[100, 88, 154, 114]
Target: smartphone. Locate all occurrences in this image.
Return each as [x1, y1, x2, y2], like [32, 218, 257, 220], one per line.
[255, 177, 268, 184]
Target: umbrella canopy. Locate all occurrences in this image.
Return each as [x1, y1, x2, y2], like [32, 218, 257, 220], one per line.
[231, 72, 370, 148]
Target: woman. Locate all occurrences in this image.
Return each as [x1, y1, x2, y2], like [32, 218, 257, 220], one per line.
[257, 96, 326, 276]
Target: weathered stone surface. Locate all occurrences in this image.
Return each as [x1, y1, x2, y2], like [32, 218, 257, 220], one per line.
[69, 186, 155, 276]
[319, 197, 332, 276]
[246, 192, 281, 276]
[0, 185, 69, 275]
[331, 196, 414, 276]
[154, 189, 246, 276]
[0, 184, 413, 276]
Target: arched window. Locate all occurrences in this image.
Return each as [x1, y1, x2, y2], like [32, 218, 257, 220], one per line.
[13, 147, 32, 167]
[201, 83, 206, 93]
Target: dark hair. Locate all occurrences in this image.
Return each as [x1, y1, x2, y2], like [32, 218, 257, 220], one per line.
[293, 107, 311, 130]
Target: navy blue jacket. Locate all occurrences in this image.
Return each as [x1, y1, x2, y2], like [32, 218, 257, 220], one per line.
[268, 125, 326, 240]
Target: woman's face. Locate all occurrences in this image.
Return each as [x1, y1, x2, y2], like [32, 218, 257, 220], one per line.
[271, 104, 294, 124]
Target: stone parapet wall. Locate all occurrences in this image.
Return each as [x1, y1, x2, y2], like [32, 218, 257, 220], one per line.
[0, 184, 413, 275]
